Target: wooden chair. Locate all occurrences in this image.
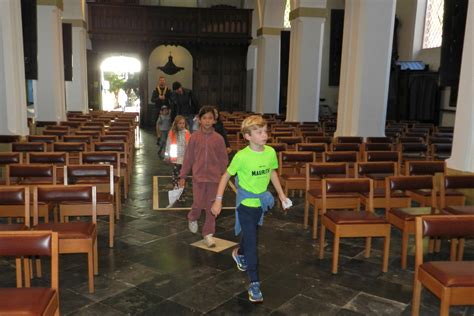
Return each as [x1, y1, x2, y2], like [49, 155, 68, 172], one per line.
[0, 231, 60, 316]
[319, 178, 391, 274]
[323, 151, 358, 176]
[0, 186, 30, 231]
[276, 136, 304, 150]
[42, 130, 68, 139]
[278, 151, 315, 197]
[364, 151, 401, 173]
[0, 153, 22, 183]
[405, 161, 464, 207]
[63, 135, 93, 151]
[366, 137, 392, 144]
[304, 162, 350, 235]
[266, 143, 288, 154]
[65, 164, 116, 247]
[306, 136, 332, 146]
[386, 175, 440, 269]
[335, 136, 364, 144]
[27, 152, 69, 182]
[412, 215, 474, 316]
[431, 144, 452, 161]
[12, 142, 47, 153]
[6, 164, 57, 223]
[439, 175, 474, 260]
[33, 185, 98, 293]
[363, 143, 393, 152]
[27, 135, 59, 151]
[296, 143, 327, 162]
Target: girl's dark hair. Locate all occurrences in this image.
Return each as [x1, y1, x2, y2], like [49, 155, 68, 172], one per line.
[198, 106, 217, 119]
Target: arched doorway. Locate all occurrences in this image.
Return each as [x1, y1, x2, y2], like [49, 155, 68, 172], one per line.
[100, 56, 142, 112]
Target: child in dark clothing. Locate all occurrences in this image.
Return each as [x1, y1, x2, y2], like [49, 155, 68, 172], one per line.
[179, 106, 229, 247]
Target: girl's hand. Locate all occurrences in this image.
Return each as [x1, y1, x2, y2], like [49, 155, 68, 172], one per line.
[211, 200, 222, 217]
[178, 178, 185, 188]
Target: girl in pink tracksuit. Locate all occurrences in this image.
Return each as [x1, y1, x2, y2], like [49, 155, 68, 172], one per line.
[179, 106, 228, 247]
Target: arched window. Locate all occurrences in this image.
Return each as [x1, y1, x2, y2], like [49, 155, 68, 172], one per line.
[283, 0, 291, 29]
[422, 0, 444, 49]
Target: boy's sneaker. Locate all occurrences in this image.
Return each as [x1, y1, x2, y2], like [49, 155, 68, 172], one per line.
[188, 220, 198, 234]
[232, 248, 247, 272]
[203, 234, 216, 248]
[248, 282, 263, 303]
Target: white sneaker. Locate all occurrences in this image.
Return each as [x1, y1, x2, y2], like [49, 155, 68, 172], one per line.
[188, 220, 198, 234]
[203, 234, 216, 248]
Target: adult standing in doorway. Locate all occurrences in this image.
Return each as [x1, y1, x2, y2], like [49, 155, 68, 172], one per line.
[169, 81, 199, 131]
[152, 76, 172, 139]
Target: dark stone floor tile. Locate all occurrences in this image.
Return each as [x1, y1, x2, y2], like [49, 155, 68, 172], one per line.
[104, 262, 162, 286]
[270, 294, 340, 316]
[101, 287, 164, 315]
[74, 275, 133, 302]
[302, 282, 359, 307]
[137, 299, 201, 316]
[59, 288, 94, 315]
[68, 302, 125, 316]
[170, 280, 235, 314]
[343, 292, 407, 316]
[207, 297, 272, 316]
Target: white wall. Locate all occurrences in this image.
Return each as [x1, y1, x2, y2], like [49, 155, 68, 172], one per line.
[148, 45, 193, 102]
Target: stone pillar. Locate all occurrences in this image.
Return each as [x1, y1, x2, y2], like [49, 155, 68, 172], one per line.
[286, 3, 327, 122]
[255, 0, 286, 114]
[447, 3, 474, 172]
[335, 0, 396, 137]
[0, 0, 29, 135]
[63, 0, 89, 113]
[35, 0, 66, 122]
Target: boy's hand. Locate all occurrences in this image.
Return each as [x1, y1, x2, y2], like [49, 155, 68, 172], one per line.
[279, 194, 292, 211]
[211, 200, 222, 217]
[178, 178, 185, 188]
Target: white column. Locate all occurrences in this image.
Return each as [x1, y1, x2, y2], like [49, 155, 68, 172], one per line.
[0, 1, 29, 135]
[246, 41, 258, 112]
[256, 30, 281, 114]
[447, 2, 474, 172]
[286, 4, 327, 122]
[335, 0, 396, 137]
[63, 0, 88, 113]
[35, 2, 66, 122]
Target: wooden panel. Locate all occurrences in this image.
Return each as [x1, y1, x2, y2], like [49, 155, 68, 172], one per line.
[439, 0, 468, 87]
[62, 23, 72, 81]
[21, 0, 37, 80]
[329, 9, 344, 86]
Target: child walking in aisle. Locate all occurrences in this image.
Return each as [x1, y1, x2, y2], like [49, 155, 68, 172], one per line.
[164, 115, 191, 188]
[211, 115, 290, 303]
[179, 106, 228, 248]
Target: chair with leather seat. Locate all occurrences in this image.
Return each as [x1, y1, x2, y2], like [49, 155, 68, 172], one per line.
[275, 136, 304, 150]
[6, 164, 57, 223]
[386, 175, 440, 269]
[0, 230, 60, 316]
[431, 143, 452, 161]
[0, 152, 22, 183]
[33, 185, 98, 293]
[319, 178, 391, 274]
[65, 164, 116, 247]
[27, 152, 69, 183]
[335, 136, 364, 144]
[53, 142, 87, 164]
[12, 142, 47, 154]
[278, 151, 315, 197]
[0, 186, 30, 231]
[296, 143, 327, 162]
[439, 175, 474, 260]
[405, 161, 464, 208]
[266, 143, 288, 154]
[398, 143, 429, 163]
[412, 215, 474, 316]
[366, 137, 392, 144]
[63, 135, 93, 151]
[323, 151, 358, 176]
[305, 136, 332, 146]
[27, 135, 59, 151]
[303, 162, 350, 235]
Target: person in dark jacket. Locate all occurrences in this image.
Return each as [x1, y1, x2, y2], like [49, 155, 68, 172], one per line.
[169, 81, 199, 130]
[213, 107, 232, 153]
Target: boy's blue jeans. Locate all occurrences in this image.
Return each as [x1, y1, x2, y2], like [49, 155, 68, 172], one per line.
[237, 204, 263, 282]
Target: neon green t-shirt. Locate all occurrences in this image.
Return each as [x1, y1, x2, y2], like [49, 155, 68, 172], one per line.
[227, 145, 278, 207]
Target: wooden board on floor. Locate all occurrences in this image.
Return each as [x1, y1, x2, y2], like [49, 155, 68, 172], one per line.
[190, 237, 238, 253]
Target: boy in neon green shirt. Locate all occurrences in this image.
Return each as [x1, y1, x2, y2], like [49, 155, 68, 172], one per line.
[211, 115, 290, 303]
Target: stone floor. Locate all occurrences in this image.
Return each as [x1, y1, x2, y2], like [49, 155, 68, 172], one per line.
[1, 128, 473, 315]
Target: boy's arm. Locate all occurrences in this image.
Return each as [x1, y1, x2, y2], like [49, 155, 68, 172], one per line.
[210, 171, 231, 217]
[270, 170, 288, 205]
[178, 137, 194, 185]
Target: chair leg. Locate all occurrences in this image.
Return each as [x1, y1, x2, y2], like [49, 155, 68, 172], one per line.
[428, 238, 434, 253]
[109, 213, 115, 248]
[312, 206, 319, 240]
[23, 258, 30, 288]
[15, 258, 22, 288]
[382, 233, 390, 272]
[401, 230, 409, 269]
[303, 200, 309, 229]
[434, 237, 441, 252]
[439, 290, 451, 316]
[93, 240, 99, 275]
[457, 238, 465, 260]
[319, 224, 326, 259]
[449, 239, 458, 261]
[364, 237, 372, 258]
[332, 233, 340, 274]
[35, 257, 42, 278]
[411, 279, 422, 316]
[87, 249, 95, 294]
